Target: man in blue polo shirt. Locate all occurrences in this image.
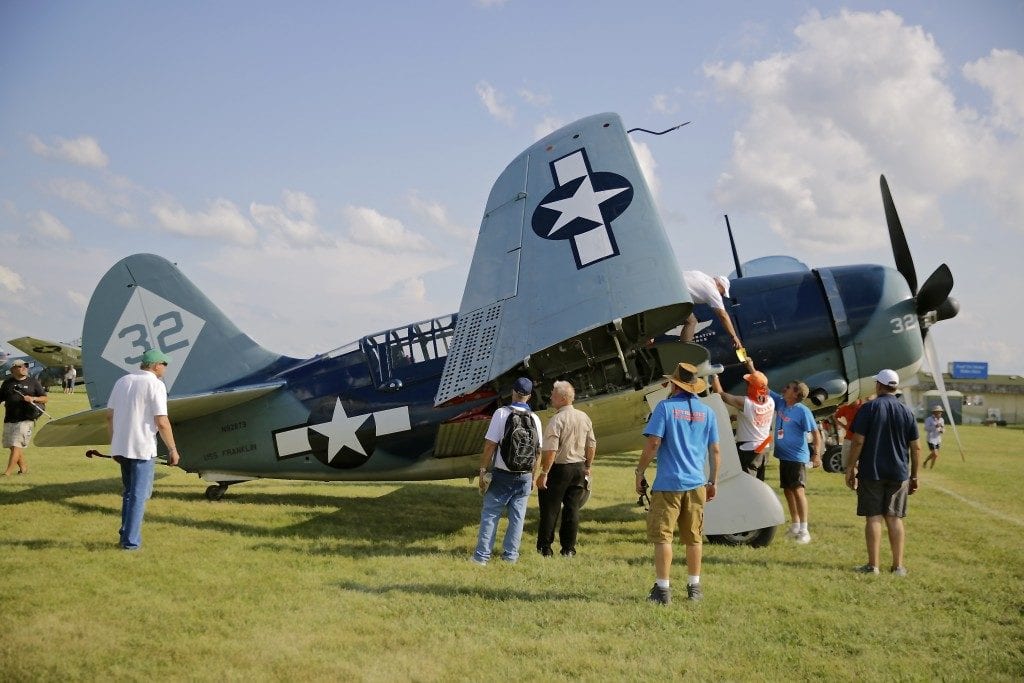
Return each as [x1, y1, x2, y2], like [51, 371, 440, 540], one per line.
[635, 362, 720, 604]
[770, 380, 822, 544]
[845, 369, 920, 576]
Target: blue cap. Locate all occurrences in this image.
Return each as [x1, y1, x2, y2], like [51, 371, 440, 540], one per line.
[512, 377, 533, 395]
[142, 349, 171, 365]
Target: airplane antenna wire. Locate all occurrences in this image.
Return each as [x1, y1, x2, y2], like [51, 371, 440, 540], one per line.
[626, 121, 691, 135]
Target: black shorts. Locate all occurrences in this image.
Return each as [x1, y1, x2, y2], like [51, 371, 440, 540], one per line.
[779, 460, 806, 490]
[857, 479, 908, 518]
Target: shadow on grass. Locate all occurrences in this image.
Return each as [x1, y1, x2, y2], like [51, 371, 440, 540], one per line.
[333, 579, 587, 602]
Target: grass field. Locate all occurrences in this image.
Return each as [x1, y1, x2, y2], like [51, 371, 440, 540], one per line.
[2, 391, 1022, 681]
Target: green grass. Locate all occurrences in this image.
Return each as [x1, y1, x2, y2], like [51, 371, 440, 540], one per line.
[2, 392, 1022, 681]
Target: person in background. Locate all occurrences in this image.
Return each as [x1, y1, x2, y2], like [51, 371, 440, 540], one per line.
[845, 369, 920, 576]
[636, 363, 720, 604]
[770, 380, 822, 544]
[535, 380, 596, 558]
[681, 270, 742, 349]
[922, 405, 945, 469]
[1, 360, 48, 476]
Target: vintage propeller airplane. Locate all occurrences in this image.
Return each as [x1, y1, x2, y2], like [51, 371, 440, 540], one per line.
[7, 336, 83, 388]
[36, 112, 957, 547]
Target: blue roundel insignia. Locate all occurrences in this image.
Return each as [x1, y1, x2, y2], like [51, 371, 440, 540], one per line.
[531, 148, 633, 269]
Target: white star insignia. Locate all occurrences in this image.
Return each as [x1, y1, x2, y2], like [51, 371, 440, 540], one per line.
[540, 175, 629, 236]
[309, 398, 369, 463]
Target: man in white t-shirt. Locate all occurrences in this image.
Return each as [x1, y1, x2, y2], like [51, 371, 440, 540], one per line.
[711, 358, 774, 480]
[471, 377, 543, 565]
[106, 348, 181, 550]
[681, 270, 742, 349]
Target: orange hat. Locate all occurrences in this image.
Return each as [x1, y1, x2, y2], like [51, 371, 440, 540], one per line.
[744, 370, 769, 403]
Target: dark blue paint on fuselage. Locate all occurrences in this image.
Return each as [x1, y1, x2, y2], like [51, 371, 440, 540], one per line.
[663, 264, 908, 397]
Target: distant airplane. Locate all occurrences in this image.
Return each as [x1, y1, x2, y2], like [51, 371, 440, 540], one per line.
[37, 113, 957, 547]
[7, 336, 83, 388]
[0, 351, 43, 380]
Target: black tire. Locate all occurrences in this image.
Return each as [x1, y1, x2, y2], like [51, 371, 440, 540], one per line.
[822, 445, 845, 473]
[708, 526, 776, 547]
[205, 484, 226, 501]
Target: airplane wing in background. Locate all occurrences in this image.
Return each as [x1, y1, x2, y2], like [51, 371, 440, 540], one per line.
[435, 113, 691, 405]
[7, 336, 82, 368]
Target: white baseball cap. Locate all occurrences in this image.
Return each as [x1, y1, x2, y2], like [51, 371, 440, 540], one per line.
[874, 369, 899, 388]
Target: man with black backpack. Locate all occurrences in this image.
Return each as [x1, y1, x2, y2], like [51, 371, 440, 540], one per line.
[471, 377, 543, 565]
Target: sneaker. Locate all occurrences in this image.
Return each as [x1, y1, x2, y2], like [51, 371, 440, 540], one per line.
[853, 564, 879, 574]
[784, 527, 800, 540]
[686, 583, 703, 602]
[647, 584, 671, 606]
[890, 566, 908, 576]
[795, 530, 811, 544]
[560, 548, 576, 558]
[538, 547, 553, 558]
[470, 556, 488, 566]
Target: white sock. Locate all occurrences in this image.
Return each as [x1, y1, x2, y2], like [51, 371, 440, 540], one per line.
[799, 522, 808, 533]
[790, 523, 800, 533]
[688, 575, 700, 586]
[656, 578, 670, 589]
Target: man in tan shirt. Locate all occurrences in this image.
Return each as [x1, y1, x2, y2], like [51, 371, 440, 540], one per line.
[535, 380, 597, 557]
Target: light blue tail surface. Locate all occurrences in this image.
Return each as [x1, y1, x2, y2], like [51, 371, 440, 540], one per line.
[83, 254, 289, 409]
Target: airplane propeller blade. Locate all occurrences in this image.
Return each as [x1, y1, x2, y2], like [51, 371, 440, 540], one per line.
[923, 332, 966, 462]
[881, 175, 918, 295]
[916, 264, 954, 317]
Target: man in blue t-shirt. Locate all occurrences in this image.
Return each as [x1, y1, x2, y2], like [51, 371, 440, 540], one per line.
[770, 380, 822, 544]
[635, 363, 720, 604]
[845, 369, 920, 576]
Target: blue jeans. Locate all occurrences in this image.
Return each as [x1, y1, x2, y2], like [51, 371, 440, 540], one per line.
[119, 458, 155, 549]
[473, 469, 532, 563]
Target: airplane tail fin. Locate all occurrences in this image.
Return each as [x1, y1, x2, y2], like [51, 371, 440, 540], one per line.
[82, 254, 292, 409]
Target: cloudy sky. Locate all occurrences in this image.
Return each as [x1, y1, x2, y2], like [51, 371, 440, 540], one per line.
[1, 1, 1021, 373]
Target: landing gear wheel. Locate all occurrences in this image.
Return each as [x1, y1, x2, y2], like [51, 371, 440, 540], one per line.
[708, 526, 776, 547]
[205, 484, 228, 501]
[822, 445, 845, 473]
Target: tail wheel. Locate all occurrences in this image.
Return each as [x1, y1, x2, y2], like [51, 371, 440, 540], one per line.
[708, 526, 776, 547]
[205, 484, 228, 501]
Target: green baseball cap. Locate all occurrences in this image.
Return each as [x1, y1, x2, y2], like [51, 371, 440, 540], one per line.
[142, 349, 171, 364]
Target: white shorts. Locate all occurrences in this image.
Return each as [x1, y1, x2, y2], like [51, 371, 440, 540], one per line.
[3, 421, 33, 448]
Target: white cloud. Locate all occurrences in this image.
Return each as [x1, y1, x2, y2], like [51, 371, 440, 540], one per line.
[151, 198, 258, 244]
[67, 290, 88, 310]
[533, 116, 564, 140]
[28, 134, 109, 168]
[652, 93, 677, 115]
[45, 177, 137, 226]
[703, 9, 1024, 249]
[964, 49, 1024, 131]
[630, 139, 660, 202]
[29, 210, 73, 241]
[250, 189, 327, 245]
[343, 205, 434, 253]
[476, 80, 515, 125]
[475, 0, 508, 6]
[408, 192, 473, 241]
[197, 243, 454, 356]
[0, 265, 25, 293]
[518, 88, 551, 107]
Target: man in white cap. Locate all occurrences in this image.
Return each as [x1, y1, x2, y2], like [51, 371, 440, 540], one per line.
[106, 348, 181, 550]
[681, 270, 742, 349]
[923, 405, 945, 469]
[845, 369, 920, 576]
[1, 359, 48, 476]
[635, 362, 720, 604]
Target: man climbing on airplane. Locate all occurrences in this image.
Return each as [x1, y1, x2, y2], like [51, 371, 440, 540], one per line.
[681, 270, 742, 349]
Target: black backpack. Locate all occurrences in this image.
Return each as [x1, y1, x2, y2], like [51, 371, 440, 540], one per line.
[499, 408, 539, 473]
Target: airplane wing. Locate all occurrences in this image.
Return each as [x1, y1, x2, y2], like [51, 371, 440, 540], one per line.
[7, 336, 82, 368]
[435, 113, 690, 405]
[35, 381, 286, 447]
